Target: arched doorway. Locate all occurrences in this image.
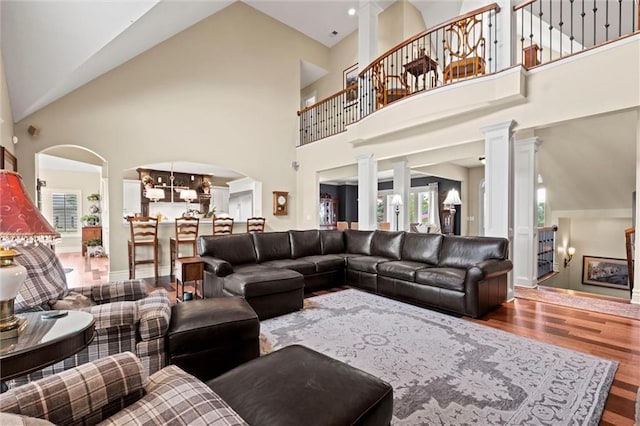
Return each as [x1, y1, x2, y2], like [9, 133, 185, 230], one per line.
[36, 146, 109, 285]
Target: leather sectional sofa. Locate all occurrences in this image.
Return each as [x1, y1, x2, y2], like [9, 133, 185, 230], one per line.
[198, 229, 513, 319]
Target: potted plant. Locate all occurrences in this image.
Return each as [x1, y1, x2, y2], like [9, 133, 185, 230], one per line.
[81, 214, 100, 226]
[87, 193, 101, 202]
[84, 238, 102, 247]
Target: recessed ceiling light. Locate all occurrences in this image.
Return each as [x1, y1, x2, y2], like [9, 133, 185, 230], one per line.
[330, 30, 338, 37]
[348, 8, 356, 16]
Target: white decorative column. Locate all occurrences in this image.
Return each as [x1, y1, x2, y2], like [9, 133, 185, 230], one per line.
[482, 120, 515, 299]
[495, 0, 514, 71]
[633, 110, 640, 304]
[513, 137, 542, 287]
[358, 1, 382, 116]
[392, 160, 410, 231]
[357, 153, 378, 230]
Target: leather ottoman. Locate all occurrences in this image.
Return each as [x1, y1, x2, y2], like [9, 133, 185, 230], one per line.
[166, 297, 259, 382]
[207, 345, 393, 426]
[222, 265, 305, 320]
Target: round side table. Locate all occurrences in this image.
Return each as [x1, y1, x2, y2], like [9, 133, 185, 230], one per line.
[0, 310, 95, 382]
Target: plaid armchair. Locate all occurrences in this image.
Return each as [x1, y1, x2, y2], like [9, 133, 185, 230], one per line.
[11, 244, 172, 387]
[0, 352, 247, 425]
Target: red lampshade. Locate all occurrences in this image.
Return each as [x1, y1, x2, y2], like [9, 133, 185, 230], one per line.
[0, 170, 59, 244]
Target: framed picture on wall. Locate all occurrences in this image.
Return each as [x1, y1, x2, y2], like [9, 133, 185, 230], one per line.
[0, 146, 17, 172]
[581, 256, 630, 290]
[343, 63, 358, 105]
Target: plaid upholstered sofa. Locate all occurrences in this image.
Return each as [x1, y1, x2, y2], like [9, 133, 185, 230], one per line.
[0, 351, 248, 425]
[11, 244, 172, 386]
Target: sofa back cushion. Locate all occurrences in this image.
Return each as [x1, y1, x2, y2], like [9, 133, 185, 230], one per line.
[439, 236, 509, 269]
[253, 232, 292, 263]
[401, 233, 443, 265]
[320, 230, 345, 254]
[0, 352, 146, 425]
[289, 230, 321, 258]
[344, 230, 374, 255]
[14, 244, 68, 313]
[197, 234, 257, 265]
[371, 231, 404, 260]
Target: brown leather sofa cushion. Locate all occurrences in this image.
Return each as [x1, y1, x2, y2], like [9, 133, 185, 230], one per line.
[253, 232, 292, 263]
[198, 234, 257, 265]
[439, 236, 508, 269]
[401, 233, 443, 265]
[320, 230, 345, 254]
[224, 266, 303, 298]
[348, 256, 391, 274]
[296, 255, 346, 273]
[415, 267, 466, 292]
[345, 230, 374, 255]
[289, 230, 321, 258]
[371, 230, 404, 260]
[260, 259, 316, 275]
[377, 260, 429, 282]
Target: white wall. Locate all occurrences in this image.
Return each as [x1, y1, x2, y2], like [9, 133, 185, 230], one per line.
[1, 48, 15, 152]
[13, 2, 328, 279]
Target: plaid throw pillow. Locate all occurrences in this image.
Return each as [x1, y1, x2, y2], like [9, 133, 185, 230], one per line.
[100, 365, 248, 425]
[14, 244, 68, 313]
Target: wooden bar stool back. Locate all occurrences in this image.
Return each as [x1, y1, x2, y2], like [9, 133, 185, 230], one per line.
[246, 217, 266, 233]
[170, 215, 200, 277]
[213, 216, 234, 235]
[127, 216, 159, 283]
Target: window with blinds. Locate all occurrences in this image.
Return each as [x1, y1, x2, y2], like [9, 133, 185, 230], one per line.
[52, 193, 78, 232]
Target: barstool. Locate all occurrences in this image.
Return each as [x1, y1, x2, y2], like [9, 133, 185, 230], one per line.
[246, 217, 265, 233]
[127, 216, 159, 283]
[170, 215, 200, 277]
[213, 216, 234, 235]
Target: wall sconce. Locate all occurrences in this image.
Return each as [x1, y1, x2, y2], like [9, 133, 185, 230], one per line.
[564, 246, 576, 268]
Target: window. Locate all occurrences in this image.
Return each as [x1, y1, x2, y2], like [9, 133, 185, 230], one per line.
[52, 193, 78, 232]
[537, 187, 546, 227]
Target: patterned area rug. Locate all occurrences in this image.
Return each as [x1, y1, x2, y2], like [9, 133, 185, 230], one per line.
[515, 287, 640, 320]
[260, 289, 617, 425]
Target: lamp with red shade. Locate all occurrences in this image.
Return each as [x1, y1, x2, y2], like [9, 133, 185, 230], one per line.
[0, 170, 59, 334]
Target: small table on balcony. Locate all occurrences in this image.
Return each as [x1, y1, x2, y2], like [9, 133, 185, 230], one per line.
[403, 55, 439, 91]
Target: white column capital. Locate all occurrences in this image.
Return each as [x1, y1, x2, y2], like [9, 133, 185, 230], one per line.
[515, 136, 543, 149]
[356, 153, 375, 162]
[481, 120, 516, 136]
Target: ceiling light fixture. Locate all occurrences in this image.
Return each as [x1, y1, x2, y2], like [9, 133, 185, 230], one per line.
[348, 8, 356, 16]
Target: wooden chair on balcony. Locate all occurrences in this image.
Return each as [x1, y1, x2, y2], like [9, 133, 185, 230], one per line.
[443, 15, 486, 83]
[213, 216, 234, 235]
[246, 217, 266, 233]
[127, 216, 159, 283]
[170, 215, 200, 277]
[372, 62, 411, 109]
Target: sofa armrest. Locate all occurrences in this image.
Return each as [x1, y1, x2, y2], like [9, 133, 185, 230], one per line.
[137, 290, 172, 341]
[475, 259, 513, 278]
[201, 256, 233, 277]
[69, 280, 147, 304]
[0, 352, 146, 425]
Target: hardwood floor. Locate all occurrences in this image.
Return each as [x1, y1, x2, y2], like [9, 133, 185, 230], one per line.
[470, 298, 640, 426]
[58, 253, 639, 425]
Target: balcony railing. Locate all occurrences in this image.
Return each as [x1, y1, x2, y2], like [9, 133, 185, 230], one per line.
[298, 84, 359, 145]
[297, 1, 639, 146]
[538, 225, 558, 280]
[514, 0, 639, 68]
[358, 3, 501, 119]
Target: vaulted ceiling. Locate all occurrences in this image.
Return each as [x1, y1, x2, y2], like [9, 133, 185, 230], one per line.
[1, 0, 472, 122]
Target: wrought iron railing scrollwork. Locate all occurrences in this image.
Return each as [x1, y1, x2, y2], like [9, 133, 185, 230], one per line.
[514, 0, 639, 69]
[297, 84, 359, 145]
